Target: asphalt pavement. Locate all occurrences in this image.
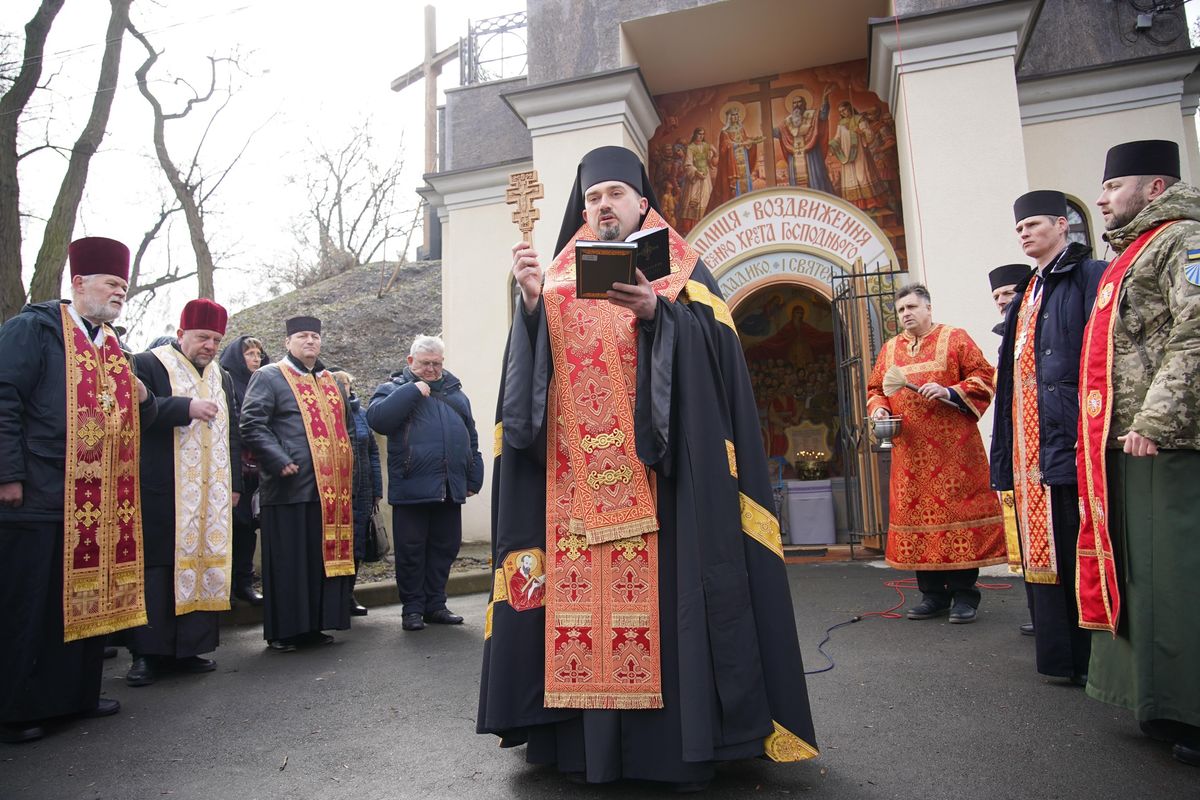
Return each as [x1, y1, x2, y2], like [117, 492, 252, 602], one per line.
[2, 560, 1195, 800]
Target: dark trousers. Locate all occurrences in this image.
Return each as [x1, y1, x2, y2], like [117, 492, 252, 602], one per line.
[231, 472, 259, 586]
[0, 520, 104, 724]
[231, 517, 258, 587]
[916, 568, 981, 609]
[1027, 484, 1091, 678]
[392, 500, 462, 616]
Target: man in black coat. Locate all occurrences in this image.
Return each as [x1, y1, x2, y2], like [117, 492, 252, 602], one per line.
[0, 238, 156, 744]
[239, 316, 353, 651]
[367, 336, 483, 631]
[991, 190, 1106, 684]
[124, 299, 242, 687]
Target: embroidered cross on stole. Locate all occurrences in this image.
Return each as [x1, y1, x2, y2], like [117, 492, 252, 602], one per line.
[542, 209, 696, 709]
[151, 345, 233, 613]
[60, 305, 146, 641]
[279, 366, 355, 577]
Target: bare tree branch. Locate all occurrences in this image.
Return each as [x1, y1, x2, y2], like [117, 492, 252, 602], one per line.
[27, 0, 134, 305]
[0, 0, 66, 320]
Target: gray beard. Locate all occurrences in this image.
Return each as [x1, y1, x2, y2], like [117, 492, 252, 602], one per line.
[598, 223, 621, 241]
[78, 299, 120, 323]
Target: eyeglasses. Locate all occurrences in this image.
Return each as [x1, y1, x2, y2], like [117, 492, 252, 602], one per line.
[415, 359, 443, 368]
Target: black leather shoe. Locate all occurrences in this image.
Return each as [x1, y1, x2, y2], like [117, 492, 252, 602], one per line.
[103, 645, 118, 659]
[268, 639, 297, 652]
[906, 598, 950, 620]
[174, 656, 216, 673]
[125, 656, 156, 687]
[1173, 741, 1200, 767]
[83, 698, 120, 718]
[948, 604, 977, 624]
[402, 612, 426, 631]
[0, 723, 44, 744]
[234, 585, 264, 606]
[1019, 622, 1034, 636]
[1068, 672, 1088, 687]
[351, 597, 368, 616]
[424, 608, 463, 625]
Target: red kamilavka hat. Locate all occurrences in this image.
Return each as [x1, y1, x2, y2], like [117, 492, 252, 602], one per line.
[68, 237, 130, 281]
[180, 298, 228, 335]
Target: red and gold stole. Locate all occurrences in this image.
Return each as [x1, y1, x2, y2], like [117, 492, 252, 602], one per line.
[543, 209, 695, 709]
[1076, 221, 1175, 633]
[1011, 280, 1058, 584]
[61, 305, 146, 641]
[279, 364, 355, 577]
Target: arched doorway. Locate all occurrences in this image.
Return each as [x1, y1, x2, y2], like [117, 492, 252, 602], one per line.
[732, 282, 841, 481]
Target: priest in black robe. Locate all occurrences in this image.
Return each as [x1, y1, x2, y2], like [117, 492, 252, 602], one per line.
[0, 237, 156, 744]
[239, 316, 353, 651]
[477, 146, 818, 788]
[123, 299, 242, 686]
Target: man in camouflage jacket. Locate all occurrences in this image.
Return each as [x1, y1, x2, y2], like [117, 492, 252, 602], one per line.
[1082, 139, 1200, 768]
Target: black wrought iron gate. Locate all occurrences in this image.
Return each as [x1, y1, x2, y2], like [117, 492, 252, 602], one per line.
[831, 265, 905, 551]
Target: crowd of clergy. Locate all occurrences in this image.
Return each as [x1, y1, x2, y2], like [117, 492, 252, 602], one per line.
[0, 135, 1194, 785]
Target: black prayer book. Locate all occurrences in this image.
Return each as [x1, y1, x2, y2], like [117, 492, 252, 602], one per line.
[574, 226, 670, 299]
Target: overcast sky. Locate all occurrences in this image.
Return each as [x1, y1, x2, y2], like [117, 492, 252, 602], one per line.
[2, 0, 515, 345]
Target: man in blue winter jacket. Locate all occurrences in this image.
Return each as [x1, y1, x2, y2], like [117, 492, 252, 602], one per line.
[368, 335, 483, 631]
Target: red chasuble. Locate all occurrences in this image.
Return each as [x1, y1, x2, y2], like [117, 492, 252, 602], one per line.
[1075, 222, 1176, 634]
[279, 366, 355, 578]
[542, 209, 694, 710]
[867, 324, 1005, 570]
[60, 306, 147, 641]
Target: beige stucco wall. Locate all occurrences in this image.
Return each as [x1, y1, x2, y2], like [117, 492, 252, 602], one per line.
[441, 199, 518, 542]
[892, 55, 1030, 444]
[1022, 102, 1197, 257]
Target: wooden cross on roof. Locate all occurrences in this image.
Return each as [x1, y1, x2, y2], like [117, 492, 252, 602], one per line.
[506, 169, 543, 238]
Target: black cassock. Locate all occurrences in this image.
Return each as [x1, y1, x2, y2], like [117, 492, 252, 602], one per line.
[477, 262, 818, 784]
[239, 360, 351, 642]
[121, 349, 242, 659]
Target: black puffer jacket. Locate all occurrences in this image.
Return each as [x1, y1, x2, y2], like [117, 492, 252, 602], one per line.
[991, 242, 1107, 488]
[367, 367, 483, 505]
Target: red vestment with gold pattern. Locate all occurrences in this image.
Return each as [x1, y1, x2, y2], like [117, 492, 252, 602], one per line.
[867, 324, 1005, 570]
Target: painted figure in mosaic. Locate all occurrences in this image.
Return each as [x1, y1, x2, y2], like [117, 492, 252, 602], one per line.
[1075, 139, 1200, 767]
[774, 85, 833, 193]
[481, 145, 817, 789]
[123, 299, 242, 688]
[0, 237, 157, 744]
[868, 283, 1006, 624]
[708, 103, 762, 213]
[829, 101, 888, 211]
[679, 127, 717, 234]
[990, 191, 1104, 684]
[239, 316, 354, 653]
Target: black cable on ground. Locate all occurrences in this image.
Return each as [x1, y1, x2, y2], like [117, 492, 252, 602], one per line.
[803, 575, 1013, 676]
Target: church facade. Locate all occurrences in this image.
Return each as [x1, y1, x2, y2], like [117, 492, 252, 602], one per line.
[416, 0, 1200, 543]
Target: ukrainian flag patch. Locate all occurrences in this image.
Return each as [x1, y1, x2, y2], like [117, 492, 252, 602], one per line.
[1187, 249, 1200, 285]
